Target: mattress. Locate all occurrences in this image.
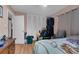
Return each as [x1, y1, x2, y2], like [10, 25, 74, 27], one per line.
[33, 38, 77, 54]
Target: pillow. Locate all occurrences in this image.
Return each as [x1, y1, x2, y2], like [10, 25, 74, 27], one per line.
[67, 39, 79, 47]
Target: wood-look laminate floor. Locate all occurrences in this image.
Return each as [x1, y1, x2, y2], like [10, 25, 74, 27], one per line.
[15, 44, 34, 54]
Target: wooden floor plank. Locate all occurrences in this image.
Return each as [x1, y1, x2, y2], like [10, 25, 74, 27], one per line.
[15, 44, 34, 54]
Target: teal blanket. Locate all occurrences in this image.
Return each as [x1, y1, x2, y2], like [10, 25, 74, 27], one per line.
[33, 38, 77, 54]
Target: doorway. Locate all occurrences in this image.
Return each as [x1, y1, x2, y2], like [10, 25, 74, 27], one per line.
[8, 16, 13, 38]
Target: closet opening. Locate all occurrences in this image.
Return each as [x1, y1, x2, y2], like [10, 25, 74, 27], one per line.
[8, 13, 13, 39]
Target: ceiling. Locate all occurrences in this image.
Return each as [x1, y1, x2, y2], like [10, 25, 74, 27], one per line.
[11, 5, 67, 16]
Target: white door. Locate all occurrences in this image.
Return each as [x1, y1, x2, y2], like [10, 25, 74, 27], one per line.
[15, 15, 24, 44]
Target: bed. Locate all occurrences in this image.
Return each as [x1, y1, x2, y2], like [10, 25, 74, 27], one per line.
[33, 38, 79, 54]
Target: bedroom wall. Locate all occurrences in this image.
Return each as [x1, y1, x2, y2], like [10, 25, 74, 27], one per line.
[57, 11, 71, 36]
[15, 11, 47, 41]
[54, 17, 59, 34]
[27, 13, 46, 40]
[15, 11, 27, 32]
[70, 8, 79, 35]
[54, 5, 79, 36]
[0, 5, 8, 37]
[0, 5, 17, 39]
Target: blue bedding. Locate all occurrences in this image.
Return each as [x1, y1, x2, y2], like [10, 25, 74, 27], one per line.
[33, 38, 77, 54]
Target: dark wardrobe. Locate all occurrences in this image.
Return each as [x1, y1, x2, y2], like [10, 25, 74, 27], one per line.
[40, 17, 54, 39]
[46, 17, 54, 38]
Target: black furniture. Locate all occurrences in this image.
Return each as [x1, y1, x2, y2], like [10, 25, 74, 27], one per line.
[40, 17, 54, 39]
[46, 17, 54, 38]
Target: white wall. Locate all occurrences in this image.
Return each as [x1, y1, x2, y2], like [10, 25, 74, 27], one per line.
[70, 8, 79, 35]
[0, 6, 8, 37]
[27, 14, 46, 40]
[54, 17, 59, 34]
[58, 12, 71, 36]
[15, 15, 24, 44]
[56, 7, 79, 36]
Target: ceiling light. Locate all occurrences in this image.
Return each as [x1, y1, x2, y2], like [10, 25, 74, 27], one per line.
[43, 5, 47, 7]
